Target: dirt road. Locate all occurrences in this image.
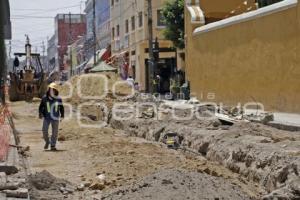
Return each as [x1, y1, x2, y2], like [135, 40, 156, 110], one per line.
[10, 100, 262, 199]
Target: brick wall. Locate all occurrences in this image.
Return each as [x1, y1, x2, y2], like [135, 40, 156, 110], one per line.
[56, 15, 86, 71]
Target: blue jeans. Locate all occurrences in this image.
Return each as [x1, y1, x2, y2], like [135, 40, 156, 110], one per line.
[42, 119, 59, 147]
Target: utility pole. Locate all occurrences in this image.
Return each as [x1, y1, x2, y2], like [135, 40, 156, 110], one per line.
[147, 0, 155, 93]
[42, 41, 45, 57]
[46, 36, 49, 72]
[93, 0, 97, 66]
[68, 12, 73, 77]
[41, 41, 46, 72]
[80, 1, 84, 14]
[8, 40, 11, 58]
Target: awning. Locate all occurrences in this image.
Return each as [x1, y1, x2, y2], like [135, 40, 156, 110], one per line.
[75, 61, 87, 70]
[89, 62, 117, 73]
[85, 48, 110, 69]
[106, 50, 129, 65]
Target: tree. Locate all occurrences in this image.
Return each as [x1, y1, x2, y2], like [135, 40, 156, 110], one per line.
[162, 0, 185, 49]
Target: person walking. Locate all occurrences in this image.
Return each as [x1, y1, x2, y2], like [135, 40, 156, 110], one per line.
[39, 83, 64, 151]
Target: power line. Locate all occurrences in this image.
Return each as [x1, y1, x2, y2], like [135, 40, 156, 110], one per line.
[11, 3, 82, 19]
[11, 15, 54, 19]
[11, 4, 81, 13]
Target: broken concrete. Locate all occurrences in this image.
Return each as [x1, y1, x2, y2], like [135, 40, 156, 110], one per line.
[0, 169, 29, 199]
[28, 170, 74, 200]
[3, 188, 28, 198]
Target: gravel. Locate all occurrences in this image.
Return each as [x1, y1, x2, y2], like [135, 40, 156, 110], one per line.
[102, 169, 254, 200]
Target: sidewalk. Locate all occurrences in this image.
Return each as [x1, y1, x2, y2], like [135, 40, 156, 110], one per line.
[269, 113, 300, 132]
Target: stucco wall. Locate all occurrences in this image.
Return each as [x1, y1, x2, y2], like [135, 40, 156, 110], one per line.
[200, 0, 256, 20]
[186, 2, 300, 113]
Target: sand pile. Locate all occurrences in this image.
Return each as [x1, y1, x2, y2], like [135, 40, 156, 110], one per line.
[59, 73, 134, 104]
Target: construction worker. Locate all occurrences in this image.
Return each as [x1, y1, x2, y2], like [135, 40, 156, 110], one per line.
[39, 82, 64, 151]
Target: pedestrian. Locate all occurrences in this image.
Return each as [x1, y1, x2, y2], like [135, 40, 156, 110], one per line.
[126, 76, 135, 87]
[134, 82, 139, 91]
[39, 82, 64, 151]
[156, 75, 161, 93]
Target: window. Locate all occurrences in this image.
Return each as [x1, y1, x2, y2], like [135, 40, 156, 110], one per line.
[112, 27, 115, 39]
[111, 0, 118, 6]
[157, 9, 166, 27]
[124, 35, 129, 48]
[138, 12, 143, 27]
[125, 19, 129, 33]
[116, 25, 120, 37]
[131, 16, 135, 31]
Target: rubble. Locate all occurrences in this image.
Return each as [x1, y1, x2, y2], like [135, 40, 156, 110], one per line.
[262, 178, 300, 200]
[0, 148, 29, 199]
[3, 188, 28, 198]
[89, 182, 106, 190]
[28, 170, 74, 200]
[0, 171, 29, 199]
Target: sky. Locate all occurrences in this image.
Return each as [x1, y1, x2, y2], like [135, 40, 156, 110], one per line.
[9, 0, 84, 55]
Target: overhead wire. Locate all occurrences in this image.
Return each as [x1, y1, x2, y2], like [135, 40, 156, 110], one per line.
[10, 1, 166, 57]
[10, 2, 82, 52]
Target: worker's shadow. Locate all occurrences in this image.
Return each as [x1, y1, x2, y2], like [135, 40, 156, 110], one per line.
[44, 149, 67, 152]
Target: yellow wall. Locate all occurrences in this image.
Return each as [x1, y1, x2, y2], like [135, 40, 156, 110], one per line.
[200, 0, 256, 21]
[110, 0, 176, 91]
[185, 2, 300, 113]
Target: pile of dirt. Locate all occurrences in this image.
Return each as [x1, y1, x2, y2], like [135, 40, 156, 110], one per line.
[102, 169, 253, 200]
[28, 170, 75, 200]
[59, 73, 134, 105]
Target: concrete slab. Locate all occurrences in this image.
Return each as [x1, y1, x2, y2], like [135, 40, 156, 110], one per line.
[273, 113, 300, 126]
[3, 188, 28, 199]
[268, 113, 300, 132]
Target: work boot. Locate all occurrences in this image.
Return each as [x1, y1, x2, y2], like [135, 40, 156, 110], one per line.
[44, 142, 49, 150]
[50, 146, 57, 151]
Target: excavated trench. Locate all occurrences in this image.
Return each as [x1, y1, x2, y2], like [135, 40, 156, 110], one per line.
[109, 108, 300, 199]
[58, 75, 299, 199]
